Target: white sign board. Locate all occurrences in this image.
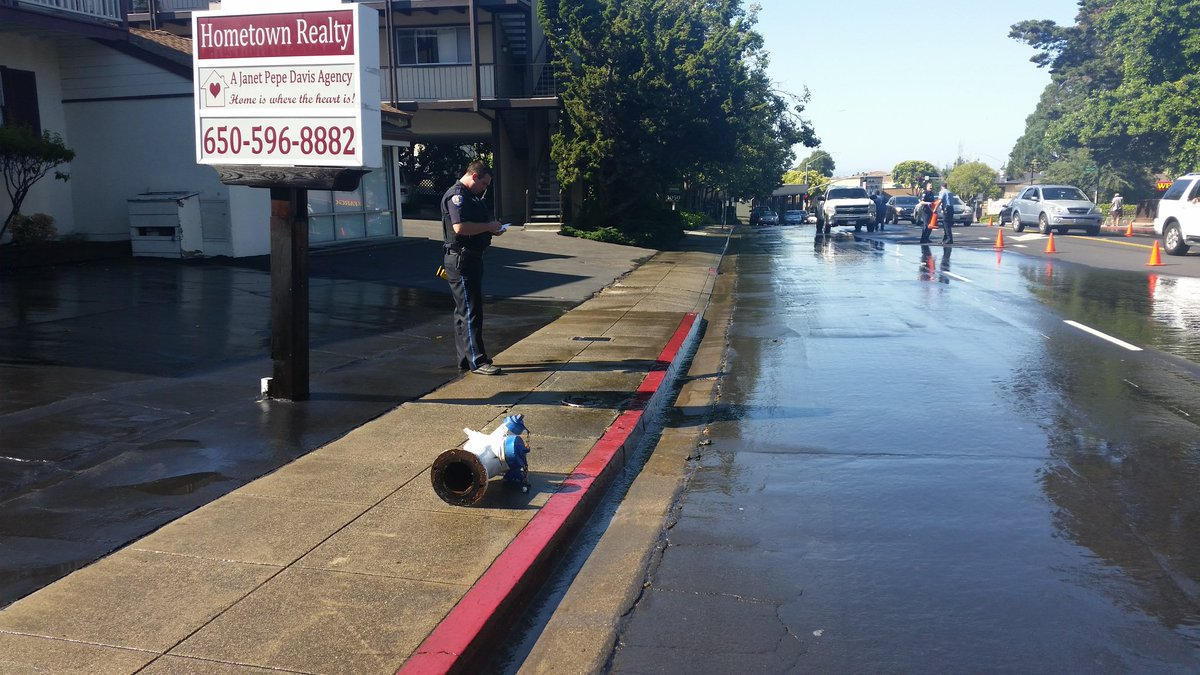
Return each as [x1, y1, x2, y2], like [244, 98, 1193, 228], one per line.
[192, 1, 381, 168]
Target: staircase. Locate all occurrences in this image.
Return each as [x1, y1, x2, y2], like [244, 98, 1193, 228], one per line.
[496, 12, 529, 61]
[526, 165, 563, 231]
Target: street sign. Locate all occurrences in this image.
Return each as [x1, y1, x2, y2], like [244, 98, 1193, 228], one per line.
[1084, 165, 1097, 174]
[192, 0, 381, 169]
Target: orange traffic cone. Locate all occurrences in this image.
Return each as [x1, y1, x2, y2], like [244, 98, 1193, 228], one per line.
[1124, 220, 1134, 237]
[988, 215, 994, 227]
[1147, 240, 1164, 266]
[994, 229, 1005, 249]
[1044, 232, 1057, 253]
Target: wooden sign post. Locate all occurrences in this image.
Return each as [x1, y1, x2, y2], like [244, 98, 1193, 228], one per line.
[193, 0, 381, 400]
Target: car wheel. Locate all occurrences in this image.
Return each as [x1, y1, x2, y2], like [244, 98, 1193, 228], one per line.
[1012, 212, 1025, 232]
[1038, 214, 1051, 235]
[1164, 222, 1190, 255]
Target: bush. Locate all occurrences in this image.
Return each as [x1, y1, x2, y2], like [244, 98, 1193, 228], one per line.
[679, 210, 708, 231]
[10, 213, 57, 244]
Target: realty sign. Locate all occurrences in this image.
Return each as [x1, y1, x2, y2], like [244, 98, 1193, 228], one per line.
[192, 0, 381, 168]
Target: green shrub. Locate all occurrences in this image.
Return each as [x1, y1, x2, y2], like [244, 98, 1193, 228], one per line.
[679, 210, 707, 231]
[10, 213, 57, 244]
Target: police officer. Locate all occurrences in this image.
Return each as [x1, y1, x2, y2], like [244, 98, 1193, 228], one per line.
[917, 181, 937, 243]
[442, 160, 506, 375]
[937, 182, 954, 244]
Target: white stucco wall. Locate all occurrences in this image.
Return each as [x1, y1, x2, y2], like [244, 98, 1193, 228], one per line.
[0, 34, 75, 236]
[57, 38, 232, 243]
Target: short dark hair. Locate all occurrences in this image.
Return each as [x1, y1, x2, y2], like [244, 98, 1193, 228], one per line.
[466, 160, 492, 178]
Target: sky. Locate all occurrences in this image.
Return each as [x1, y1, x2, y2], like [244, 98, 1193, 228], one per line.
[753, 0, 1082, 177]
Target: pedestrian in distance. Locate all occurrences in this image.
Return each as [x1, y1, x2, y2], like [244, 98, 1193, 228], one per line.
[1110, 192, 1124, 228]
[937, 182, 954, 244]
[441, 160, 507, 376]
[918, 182, 937, 243]
[874, 191, 888, 230]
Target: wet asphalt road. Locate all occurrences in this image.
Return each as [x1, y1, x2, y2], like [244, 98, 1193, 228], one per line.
[611, 225, 1200, 672]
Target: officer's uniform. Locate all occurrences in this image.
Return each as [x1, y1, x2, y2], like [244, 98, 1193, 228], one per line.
[917, 188, 937, 243]
[936, 186, 954, 244]
[441, 181, 494, 370]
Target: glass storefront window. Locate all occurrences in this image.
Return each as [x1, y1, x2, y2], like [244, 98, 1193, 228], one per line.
[306, 156, 395, 244]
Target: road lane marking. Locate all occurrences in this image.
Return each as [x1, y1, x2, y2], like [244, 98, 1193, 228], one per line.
[941, 271, 972, 282]
[1064, 320, 1143, 351]
[1063, 235, 1153, 249]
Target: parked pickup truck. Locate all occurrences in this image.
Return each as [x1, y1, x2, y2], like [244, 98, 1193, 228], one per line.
[816, 186, 877, 234]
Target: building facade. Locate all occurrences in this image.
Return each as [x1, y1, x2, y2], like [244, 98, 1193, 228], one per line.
[0, 0, 562, 257]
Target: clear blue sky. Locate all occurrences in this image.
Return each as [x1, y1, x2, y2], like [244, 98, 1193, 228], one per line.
[754, 0, 1081, 177]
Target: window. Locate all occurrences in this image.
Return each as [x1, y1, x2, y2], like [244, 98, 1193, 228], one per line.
[0, 67, 41, 133]
[307, 159, 396, 244]
[1162, 180, 1190, 201]
[394, 27, 472, 65]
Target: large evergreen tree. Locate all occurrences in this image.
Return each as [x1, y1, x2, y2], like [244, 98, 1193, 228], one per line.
[540, 0, 815, 239]
[1008, 0, 1200, 197]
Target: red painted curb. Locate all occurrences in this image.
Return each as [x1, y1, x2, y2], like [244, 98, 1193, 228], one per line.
[400, 312, 699, 674]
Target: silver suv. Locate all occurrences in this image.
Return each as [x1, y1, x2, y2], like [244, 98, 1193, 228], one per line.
[1009, 184, 1102, 235]
[1154, 173, 1200, 255]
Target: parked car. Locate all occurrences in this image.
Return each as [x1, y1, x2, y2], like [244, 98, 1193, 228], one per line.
[949, 196, 974, 225]
[783, 209, 806, 225]
[884, 195, 920, 224]
[1008, 184, 1102, 235]
[996, 200, 1014, 227]
[749, 206, 779, 226]
[1154, 172, 1200, 255]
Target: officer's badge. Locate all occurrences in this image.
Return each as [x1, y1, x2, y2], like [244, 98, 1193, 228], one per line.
[451, 195, 464, 206]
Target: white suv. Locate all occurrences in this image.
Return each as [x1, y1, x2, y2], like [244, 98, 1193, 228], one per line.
[1154, 173, 1200, 255]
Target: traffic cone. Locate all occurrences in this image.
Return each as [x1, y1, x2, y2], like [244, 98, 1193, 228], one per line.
[988, 215, 994, 227]
[928, 199, 940, 229]
[1147, 240, 1164, 266]
[1044, 232, 1057, 253]
[1124, 220, 1134, 237]
[994, 229, 1005, 249]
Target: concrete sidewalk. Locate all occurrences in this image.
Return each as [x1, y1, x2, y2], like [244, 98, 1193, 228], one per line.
[0, 225, 732, 673]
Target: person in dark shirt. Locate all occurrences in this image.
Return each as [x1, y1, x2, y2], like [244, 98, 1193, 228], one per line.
[441, 160, 506, 375]
[917, 182, 937, 243]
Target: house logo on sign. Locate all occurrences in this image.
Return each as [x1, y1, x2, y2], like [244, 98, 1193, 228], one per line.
[202, 72, 226, 108]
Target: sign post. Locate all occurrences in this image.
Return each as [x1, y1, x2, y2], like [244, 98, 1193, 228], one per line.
[193, 0, 381, 400]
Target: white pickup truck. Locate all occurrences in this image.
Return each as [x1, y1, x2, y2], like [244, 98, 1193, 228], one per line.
[816, 186, 877, 234]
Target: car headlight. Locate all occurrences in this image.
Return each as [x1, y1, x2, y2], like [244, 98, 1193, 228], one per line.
[1049, 204, 1065, 214]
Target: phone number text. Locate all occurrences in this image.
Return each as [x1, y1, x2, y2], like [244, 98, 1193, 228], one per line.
[200, 120, 358, 161]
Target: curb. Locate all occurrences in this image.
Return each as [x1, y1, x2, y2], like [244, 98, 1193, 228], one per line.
[399, 312, 704, 674]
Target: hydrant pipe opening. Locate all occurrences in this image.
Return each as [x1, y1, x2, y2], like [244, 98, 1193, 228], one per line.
[431, 448, 488, 506]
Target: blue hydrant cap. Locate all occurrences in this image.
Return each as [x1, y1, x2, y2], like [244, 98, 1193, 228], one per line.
[503, 414, 529, 435]
[502, 435, 529, 468]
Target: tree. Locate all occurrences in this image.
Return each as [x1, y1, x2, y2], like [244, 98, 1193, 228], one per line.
[540, 0, 816, 242]
[947, 162, 1002, 202]
[891, 160, 939, 192]
[798, 149, 834, 176]
[1008, 0, 1200, 198]
[1, 126, 75, 242]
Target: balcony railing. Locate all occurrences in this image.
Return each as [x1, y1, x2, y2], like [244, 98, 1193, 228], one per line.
[14, 0, 123, 22]
[382, 63, 559, 102]
[129, 0, 210, 11]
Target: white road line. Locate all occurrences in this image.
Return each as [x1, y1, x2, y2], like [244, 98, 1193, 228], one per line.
[1063, 320, 1143, 351]
[941, 271, 972, 282]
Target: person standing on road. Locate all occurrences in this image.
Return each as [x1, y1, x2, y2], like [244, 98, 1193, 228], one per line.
[918, 182, 937, 243]
[1110, 192, 1124, 228]
[874, 191, 888, 230]
[441, 160, 506, 376]
[937, 182, 954, 244]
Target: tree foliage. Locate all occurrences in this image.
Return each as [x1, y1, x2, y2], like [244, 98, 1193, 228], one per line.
[539, 0, 817, 241]
[947, 162, 1002, 201]
[1, 126, 75, 242]
[797, 149, 834, 177]
[891, 160, 940, 191]
[1008, 0, 1200, 199]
